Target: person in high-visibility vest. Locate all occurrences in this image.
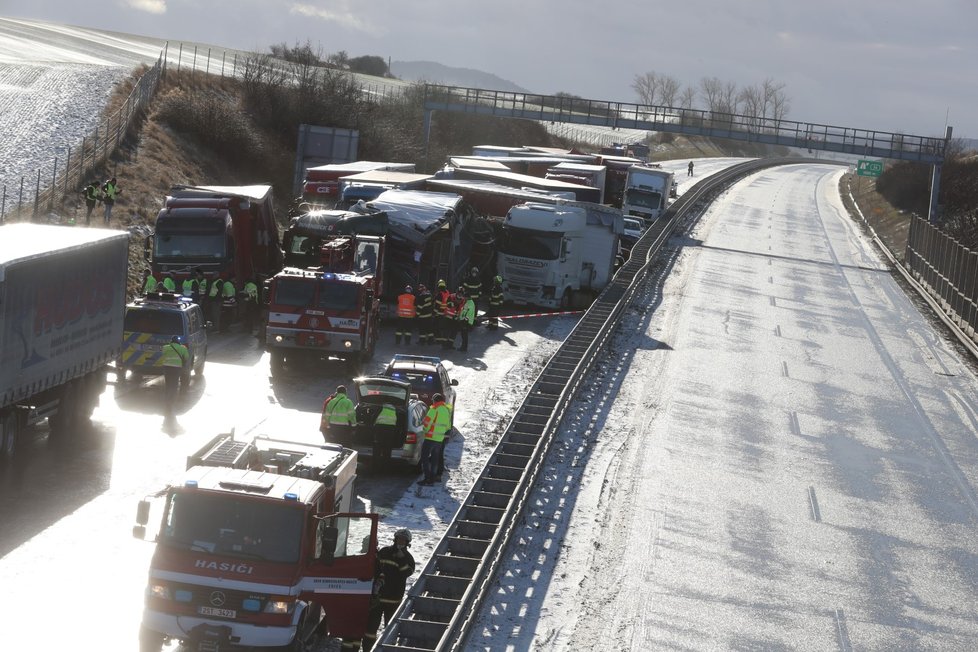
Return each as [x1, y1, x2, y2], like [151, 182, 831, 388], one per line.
[191, 268, 207, 304]
[181, 275, 197, 298]
[101, 176, 120, 224]
[414, 284, 433, 345]
[462, 266, 482, 305]
[161, 335, 189, 416]
[487, 275, 504, 330]
[433, 279, 449, 348]
[207, 276, 222, 330]
[440, 287, 459, 350]
[320, 385, 356, 444]
[142, 270, 157, 295]
[372, 402, 399, 470]
[81, 181, 101, 225]
[161, 273, 177, 293]
[395, 285, 416, 345]
[220, 276, 237, 333]
[418, 393, 451, 485]
[243, 278, 259, 333]
[456, 288, 475, 353]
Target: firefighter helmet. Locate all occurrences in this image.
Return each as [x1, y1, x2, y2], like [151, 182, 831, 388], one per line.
[394, 528, 412, 545]
[470, 266, 479, 275]
[494, 275, 502, 283]
[336, 385, 347, 394]
[432, 393, 444, 403]
[405, 285, 413, 294]
[437, 279, 447, 289]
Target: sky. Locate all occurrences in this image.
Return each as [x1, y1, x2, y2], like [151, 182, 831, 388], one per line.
[1, 0, 976, 138]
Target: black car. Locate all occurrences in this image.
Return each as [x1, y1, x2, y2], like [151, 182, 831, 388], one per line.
[381, 354, 458, 426]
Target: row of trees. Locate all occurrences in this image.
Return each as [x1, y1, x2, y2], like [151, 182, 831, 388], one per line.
[632, 71, 790, 123]
[269, 41, 391, 78]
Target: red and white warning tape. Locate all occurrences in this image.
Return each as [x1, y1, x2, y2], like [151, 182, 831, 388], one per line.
[497, 309, 585, 319]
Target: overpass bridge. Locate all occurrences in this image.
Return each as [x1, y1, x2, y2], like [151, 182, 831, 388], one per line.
[421, 84, 952, 220]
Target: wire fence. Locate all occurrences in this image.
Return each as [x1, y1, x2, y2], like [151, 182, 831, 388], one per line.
[905, 213, 978, 346]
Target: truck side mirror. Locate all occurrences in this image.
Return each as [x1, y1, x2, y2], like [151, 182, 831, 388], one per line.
[136, 499, 151, 525]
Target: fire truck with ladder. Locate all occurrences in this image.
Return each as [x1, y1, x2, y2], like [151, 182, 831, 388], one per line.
[263, 233, 384, 374]
[134, 431, 378, 651]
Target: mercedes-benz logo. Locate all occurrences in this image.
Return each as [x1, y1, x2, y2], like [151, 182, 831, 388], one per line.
[209, 591, 227, 607]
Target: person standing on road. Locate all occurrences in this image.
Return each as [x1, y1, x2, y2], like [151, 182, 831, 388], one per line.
[487, 275, 504, 331]
[371, 402, 398, 471]
[395, 285, 416, 345]
[161, 273, 177, 293]
[81, 181, 101, 225]
[207, 276, 222, 329]
[191, 268, 207, 304]
[220, 276, 237, 332]
[414, 284, 433, 345]
[687, 161, 694, 177]
[462, 266, 482, 307]
[320, 385, 356, 444]
[101, 176, 120, 224]
[161, 335, 189, 416]
[434, 279, 450, 348]
[418, 393, 451, 485]
[242, 277, 259, 334]
[441, 287, 459, 350]
[142, 270, 157, 295]
[456, 288, 475, 353]
[362, 529, 416, 652]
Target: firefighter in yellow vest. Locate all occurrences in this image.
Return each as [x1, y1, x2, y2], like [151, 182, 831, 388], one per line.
[320, 385, 356, 444]
[395, 285, 416, 345]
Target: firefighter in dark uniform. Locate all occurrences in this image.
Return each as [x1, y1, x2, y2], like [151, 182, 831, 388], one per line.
[395, 285, 416, 345]
[487, 275, 504, 330]
[441, 287, 459, 350]
[462, 266, 482, 307]
[362, 529, 416, 652]
[191, 268, 207, 304]
[434, 279, 450, 348]
[414, 284, 433, 345]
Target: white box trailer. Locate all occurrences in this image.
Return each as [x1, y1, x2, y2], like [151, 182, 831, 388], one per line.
[0, 224, 129, 458]
[497, 201, 623, 309]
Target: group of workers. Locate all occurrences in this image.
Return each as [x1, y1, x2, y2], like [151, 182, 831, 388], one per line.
[142, 268, 260, 334]
[79, 176, 121, 225]
[395, 267, 504, 353]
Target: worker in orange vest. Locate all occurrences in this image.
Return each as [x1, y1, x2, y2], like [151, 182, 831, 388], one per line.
[395, 285, 417, 345]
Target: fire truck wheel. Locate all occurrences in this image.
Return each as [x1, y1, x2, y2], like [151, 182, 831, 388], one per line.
[138, 625, 164, 652]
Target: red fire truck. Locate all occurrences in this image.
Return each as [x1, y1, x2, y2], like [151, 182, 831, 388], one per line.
[134, 432, 377, 651]
[263, 234, 384, 373]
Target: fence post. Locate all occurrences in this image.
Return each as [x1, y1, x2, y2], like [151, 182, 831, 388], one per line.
[206, 48, 210, 75]
[63, 146, 71, 195]
[1, 186, 6, 224]
[49, 156, 58, 209]
[33, 169, 41, 219]
[221, 51, 226, 77]
[178, 43, 182, 72]
[192, 45, 197, 76]
[233, 53, 237, 76]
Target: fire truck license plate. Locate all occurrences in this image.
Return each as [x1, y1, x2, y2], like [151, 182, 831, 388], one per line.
[198, 606, 236, 618]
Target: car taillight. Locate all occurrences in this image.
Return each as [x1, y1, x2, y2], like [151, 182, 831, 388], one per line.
[404, 432, 417, 444]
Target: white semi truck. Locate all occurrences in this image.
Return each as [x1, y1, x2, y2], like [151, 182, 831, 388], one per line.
[621, 166, 675, 223]
[496, 201, 623, 309]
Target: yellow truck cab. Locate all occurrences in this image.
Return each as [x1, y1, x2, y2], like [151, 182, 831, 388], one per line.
[118, 293, 207, 385]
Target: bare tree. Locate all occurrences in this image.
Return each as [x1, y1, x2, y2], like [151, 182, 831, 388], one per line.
[699, 77, 723, 112]
[658, 75, 682, 107]
[679, 86, 697, 110]
[632, 72, 661, 105]
[739, 84, 764, 128]
[764, 78, 790, 124]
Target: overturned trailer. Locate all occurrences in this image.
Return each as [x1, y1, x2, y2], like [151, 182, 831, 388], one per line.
[366, 189, 476, 294]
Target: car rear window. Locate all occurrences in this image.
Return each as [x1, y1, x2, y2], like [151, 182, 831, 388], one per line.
[388, 369, 439, 391]
[357, 383, 408, 402]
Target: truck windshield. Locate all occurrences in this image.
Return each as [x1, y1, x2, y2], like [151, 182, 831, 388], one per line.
[317, 282, 361, 312]
[161, 491, 304, 564]
[273, 278, 317, 307]
[155, 233, 227, 259]
[624, 188, 663, 210]
[499, 227, 561, 260]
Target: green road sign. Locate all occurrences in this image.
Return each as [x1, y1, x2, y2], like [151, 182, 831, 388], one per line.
[857, 159, 883, 177]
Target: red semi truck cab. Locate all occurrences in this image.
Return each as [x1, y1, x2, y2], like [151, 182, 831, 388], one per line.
[135, 433, 377, 651]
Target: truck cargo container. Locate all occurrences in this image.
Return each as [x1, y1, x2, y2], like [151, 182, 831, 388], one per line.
[1, 225, 129, 458]
[301, 161, 415, 205]
[545, 162, 608, 204]
[337, 171, 432, 207]
[445, 167, 601, 203]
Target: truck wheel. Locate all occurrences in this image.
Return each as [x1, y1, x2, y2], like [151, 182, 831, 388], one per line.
[559, 288, 574, 310]
[1, 411, 19, 459]
[49, 382, 78, 436]
[138, 625, 165, 652]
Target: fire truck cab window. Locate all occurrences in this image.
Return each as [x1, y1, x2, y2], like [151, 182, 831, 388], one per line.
[356, 242, 378, 274]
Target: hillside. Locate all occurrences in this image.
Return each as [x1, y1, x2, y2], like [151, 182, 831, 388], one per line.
[390, 60, 530, 93]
